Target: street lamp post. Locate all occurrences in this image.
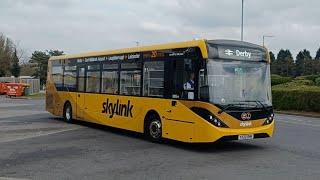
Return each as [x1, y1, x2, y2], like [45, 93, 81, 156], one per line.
[262, 35, 274, 47]
[241, 0, 244, 41]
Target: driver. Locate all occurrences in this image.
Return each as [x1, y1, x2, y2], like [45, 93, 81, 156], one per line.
[184, 73, 195, 99]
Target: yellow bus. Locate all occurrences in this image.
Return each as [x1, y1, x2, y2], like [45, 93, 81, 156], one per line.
[46, 39, 274, 143]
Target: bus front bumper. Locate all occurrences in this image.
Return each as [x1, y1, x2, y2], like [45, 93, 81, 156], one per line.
[193, 121, 275, 143]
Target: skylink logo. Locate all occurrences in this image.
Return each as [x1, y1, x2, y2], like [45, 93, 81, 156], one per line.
[224, 49, 251, 59]
[102, 99, 133, 118]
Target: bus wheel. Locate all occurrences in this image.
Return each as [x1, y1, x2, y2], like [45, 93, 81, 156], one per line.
[63, 102, 73, 123]
[145, 114, 162, 142]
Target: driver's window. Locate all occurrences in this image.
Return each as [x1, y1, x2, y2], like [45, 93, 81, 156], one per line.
[172, 59, 195, 100]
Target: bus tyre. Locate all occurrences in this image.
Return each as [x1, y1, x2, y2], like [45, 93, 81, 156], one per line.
[63, 102, 73, 123]
[145, 114, 162, 142]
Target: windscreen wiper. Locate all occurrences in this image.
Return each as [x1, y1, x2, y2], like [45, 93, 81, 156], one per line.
[218, 103, 247, 114]
[255, 100, 267, 111]
[237, 100, 268, 111]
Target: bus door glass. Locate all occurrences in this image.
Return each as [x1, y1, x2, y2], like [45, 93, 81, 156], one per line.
[169, 58, 195, 100]
[76, 65, 86, 119]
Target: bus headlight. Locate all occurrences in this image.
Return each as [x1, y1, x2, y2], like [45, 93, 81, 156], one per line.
[208, 115, 228, 128]
[263, 113, 274, 125]
[190, 107, 229, 128]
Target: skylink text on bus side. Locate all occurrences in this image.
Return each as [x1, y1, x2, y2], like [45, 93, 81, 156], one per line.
[102, 99, 133, 118]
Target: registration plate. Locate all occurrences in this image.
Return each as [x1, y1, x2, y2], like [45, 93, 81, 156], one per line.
[238, 134, 254, 140]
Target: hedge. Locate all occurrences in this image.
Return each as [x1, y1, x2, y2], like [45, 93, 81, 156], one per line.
[295, 75, 320, 82]
[272, 88, 320, 112]
[315, 77, 320, 86]
[271, 74, 292, 86]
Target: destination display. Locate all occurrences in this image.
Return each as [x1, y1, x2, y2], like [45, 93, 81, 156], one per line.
[208, 44, 267, 61]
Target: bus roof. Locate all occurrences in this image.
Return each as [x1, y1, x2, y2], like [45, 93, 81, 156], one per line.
[49, 39, 209, 61]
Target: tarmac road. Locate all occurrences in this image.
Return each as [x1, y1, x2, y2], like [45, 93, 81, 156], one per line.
[0, 97, 320, 180]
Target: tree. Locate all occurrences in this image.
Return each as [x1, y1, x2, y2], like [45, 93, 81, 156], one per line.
[314, 48, 320, 74]
[48, 50, 64, 56]
[30, 50, 64, 86]
[0, 35, 14, 77]
[20, 63, 37, 76]
[30, 51, 50, 86]
[0, 33, 25, 77]
[275, 49, 294, 76]
[316, 47, 320, 60]
[10, 48, 20, 77]
[269, 51, 275, 63]
[270, 51, 278, 74]
[296, 49, 312, 76]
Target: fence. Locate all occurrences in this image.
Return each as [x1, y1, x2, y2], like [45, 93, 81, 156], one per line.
[0, 77, 40, 94]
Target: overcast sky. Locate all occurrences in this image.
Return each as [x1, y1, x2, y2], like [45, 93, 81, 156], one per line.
[1, 0, 319, 59]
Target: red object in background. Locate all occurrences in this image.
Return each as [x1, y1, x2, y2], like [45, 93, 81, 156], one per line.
[0, 82, 7, 95]
[5, 83, 28, 97]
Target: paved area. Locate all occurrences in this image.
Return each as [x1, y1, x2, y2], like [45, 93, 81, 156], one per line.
[0, 96, 320, 180]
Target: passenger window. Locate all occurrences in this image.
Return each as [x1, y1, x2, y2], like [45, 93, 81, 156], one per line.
[120, 70, 141, 95]
[63, 59, 77, 91]
[63, 71, 77, 91]
[52, 60, 63, 91]
[86, 71, 100, 93]
[143, 61, 164, 97]
[102, 71, 118, 94]
[120, 62, 141, 96]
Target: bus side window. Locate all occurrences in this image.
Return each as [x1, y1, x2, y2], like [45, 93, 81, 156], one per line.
[86, 63, 101, 93]
[120, 62, 141, 96]
[52, 60, 63, 91]
[102, 63, 119, 94]
[143, 61, 164, 97]
[102, 71, 118, 94]
[63, 59, 77, 92]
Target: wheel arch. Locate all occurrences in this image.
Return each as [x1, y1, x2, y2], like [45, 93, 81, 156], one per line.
[63, 100, 72, 110]
[63, 100, 72, 117]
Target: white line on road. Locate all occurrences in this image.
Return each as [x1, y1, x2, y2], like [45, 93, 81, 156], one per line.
[0, 104, 32, 108]
[0, 110, 49, 119]
[0, 177, 30, 180]
[0, 127, 85, 143]
[277, 119, 320, 127]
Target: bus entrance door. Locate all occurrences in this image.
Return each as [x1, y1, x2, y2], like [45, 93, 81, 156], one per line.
[76, 93, 85, 120]
[76, 66, 86, 120]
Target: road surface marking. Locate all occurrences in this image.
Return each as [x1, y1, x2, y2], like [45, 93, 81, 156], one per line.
[0, 177, 30, 180]
[0, 104, 32, 108]
[277, 119, 320, 127]
[0, 127, 84, 143]
[0, 110, 49, 119]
